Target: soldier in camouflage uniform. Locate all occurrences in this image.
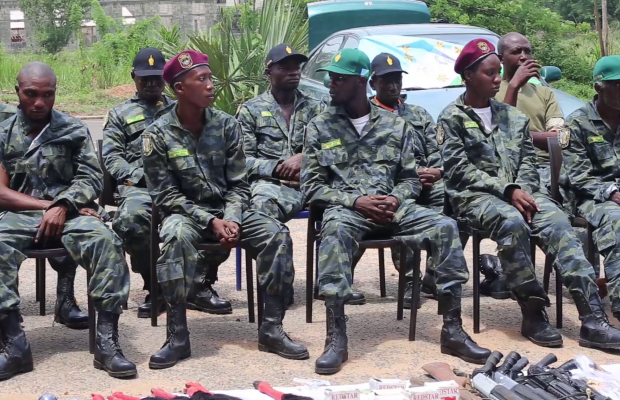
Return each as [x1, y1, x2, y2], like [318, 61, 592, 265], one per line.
[0, 62, 136, 380]
[440, 39, 620, 350]
[143, 50, 308, 370]
[0, 102, 88, 329]
[104, 48, 232, 317]
[562, 55, 620, 324]
[302, 49, 490, 375]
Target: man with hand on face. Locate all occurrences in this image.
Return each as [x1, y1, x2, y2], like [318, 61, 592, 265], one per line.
[440, 39, 620, 351]
[0, 62, 136, 380]
[302, 48, 490, 375]
[562, 55, 620, 325]
[142, 50, 308, 370]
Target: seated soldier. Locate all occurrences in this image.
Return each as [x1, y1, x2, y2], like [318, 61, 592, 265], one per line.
[440, 39, 620, 350]
[302, 48, 490, 375]
[0, 62, 136, 380]
[103, 47, 231, 317]
[142, 50, 307, 370]
[562, 55, 620, 325]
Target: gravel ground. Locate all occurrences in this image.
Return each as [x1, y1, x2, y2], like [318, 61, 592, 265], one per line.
[2, 217, 619, 400]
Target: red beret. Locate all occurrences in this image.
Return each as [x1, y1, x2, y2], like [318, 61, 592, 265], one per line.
[163, 50, 210, 83]
[454, 39, 496, 75]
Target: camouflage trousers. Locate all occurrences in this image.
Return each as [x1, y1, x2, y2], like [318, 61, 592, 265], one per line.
[157, 210, 294, 304]
[578, 200, 620, 313]
[318, 200, 468, 303]
[250, 181, 305, 222]
[0, 210, 130, 314]
[454, 193, 597, 299]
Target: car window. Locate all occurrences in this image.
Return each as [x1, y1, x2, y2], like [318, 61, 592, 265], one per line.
[342, 36, 359, 50]
[305, 35, 345, 82]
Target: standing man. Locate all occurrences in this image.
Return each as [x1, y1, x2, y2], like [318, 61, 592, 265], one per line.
[562, 55, 620, 324]
[103, 47, 231, 317]
[0, 62, 136, 380]
[142, 50, 308, 370]
[0, 103, 88, 329]
[303, 49, 490, 375]
[440, 39, 620, 350]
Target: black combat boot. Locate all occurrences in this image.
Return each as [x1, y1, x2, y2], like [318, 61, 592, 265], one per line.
[315, 302, 348, 375]
[149, 303, 191, 369]
[0, 310, 33, 381]
[479, 254, 510, 299]
[258, 295, 309, 359]
[187, 280, 232, 315]
[421, 269, 437, 298]
[438, 296, 491, 364]
[518, 296, 563, 347]
[54, 268, 88, 329]
[404, 280, 422, 310]
[572, 290, 620, 349]
[317, 290, 365, 305]
[137, 293, 166, 319]
[93, 312, 136, 378]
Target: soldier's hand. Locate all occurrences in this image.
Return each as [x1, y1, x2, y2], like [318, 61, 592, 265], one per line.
[511, 59, 541, 88]
[417, 168, 442, 188]
[79, 208, 103, 220]
[354, 196, 396, 225]
[211, 218, 240, 249]
[508, 188, 540, 223]
[277, 154, 303, 181]
[36, 204, 68, 245]
[611, 192, 620, 206]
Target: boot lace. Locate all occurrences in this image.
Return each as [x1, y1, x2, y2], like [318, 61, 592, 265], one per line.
[205, 284, 220, 299]
[325, 315, 348, 351]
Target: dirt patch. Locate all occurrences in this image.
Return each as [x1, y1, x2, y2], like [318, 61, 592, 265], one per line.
[104, 84, 135, 98]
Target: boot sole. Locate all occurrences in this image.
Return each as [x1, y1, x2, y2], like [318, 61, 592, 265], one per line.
[403, 302, 422, 310]
[315, 354, 348, 375]
[481, 291, 511, 300]
[186, 302, 233, 315]
[54, 316, 89, 330]
[93, 360, 137, 378]
[137, 309, 165, 319]
[421, 286, 437, 299]
[0, 363, 33, 381]
[579, 339, 620, 350]
[148, 351, 192, 370]
[522, 334, 563, 348]
[346, 299, 366, 306]
[258, 344, 310, 360]
[440, 346, 488, 365]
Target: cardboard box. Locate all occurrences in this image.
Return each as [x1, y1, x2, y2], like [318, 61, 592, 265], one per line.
[369, 379, 410, 391]
[325, 389, 362, 400]
[404, 381, 459, 400]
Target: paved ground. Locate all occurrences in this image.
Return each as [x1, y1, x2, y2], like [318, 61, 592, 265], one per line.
[2, 215, 620, 400]
[85, 119, 104, 142]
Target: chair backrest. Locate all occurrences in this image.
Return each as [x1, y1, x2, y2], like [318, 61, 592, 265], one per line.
[97, 139, 118, 207]
[547, 136, 563, 204]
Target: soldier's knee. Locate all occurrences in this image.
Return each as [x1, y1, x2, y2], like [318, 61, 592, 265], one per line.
[436, 216, 459, 235]
[500, 215, 530, 237]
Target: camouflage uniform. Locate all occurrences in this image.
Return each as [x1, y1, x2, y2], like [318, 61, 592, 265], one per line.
[237, 90, 323, 221]
[0, 110, 129, 314]
[302, 103, 468, 302]
[102, 95, 175, 283]
[439, 94, 597, 298]
[563, 99, 620, 314]
[142, 106, 295, 304]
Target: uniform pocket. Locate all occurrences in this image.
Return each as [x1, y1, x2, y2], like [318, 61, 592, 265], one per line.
[317, 147, 348, 166]
[168, 156, 196, 171]
[41, 145, 72, 181]
[593, 224, 617, 253]
[156, 258, 184, 282]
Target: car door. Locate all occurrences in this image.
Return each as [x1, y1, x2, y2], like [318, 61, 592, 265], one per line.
[299, 35, 346, 102]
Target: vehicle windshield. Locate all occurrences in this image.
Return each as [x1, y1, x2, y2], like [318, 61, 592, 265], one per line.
[359, 33, 499, 90]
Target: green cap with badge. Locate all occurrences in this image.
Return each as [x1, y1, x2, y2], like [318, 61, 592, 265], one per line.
[593, 55, 620, 82]
[317, 48, 371, 77]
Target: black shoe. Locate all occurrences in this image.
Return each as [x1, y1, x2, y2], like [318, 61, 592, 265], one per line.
[317, 291, 366, 305]
[258, 295, 309, 360]
[137, 294, 166, 319]
[149, 303, 191, 370]
[404, 281, 421, 310]
[187, 283, 232, 315]
[315, 302, 348, 375]
[54, 270, 88, 330]
[518, 296, 563, 347]
[0, 311, 33, 381]
[287, 287, 295, 307]
[572, 290, 620, 349]
[421, 270, 436, 298]
[479, 254, 510, 300]
[438, 296, 490, 364]
[93, 312, 136, 378]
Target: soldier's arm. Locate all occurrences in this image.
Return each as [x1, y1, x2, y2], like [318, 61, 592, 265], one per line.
[222, 120, 250, 225]
[301, 121, 360, 208]
[562, 119, 610, 201]
[514, 120, 541, 194]
[420, 109, 443, 170]
[391, 124, 422, 204]
[102, 109, 144, 184]
[50, 128, 103, 213]
[0, 162, 49, 211]
[440, 117, 518, 199]
[531, 89, 565, 151]
[237, 104, 279, 179]
[142, 128, 217, 228]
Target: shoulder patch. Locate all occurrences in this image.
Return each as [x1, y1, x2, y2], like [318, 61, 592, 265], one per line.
[559, 127, 571, 149]
[321, 139, 342, 150]
[168, 149, 190, 158]
[142, 135, 154, 156]
[261, 111, 273, 117]
[587, 135, 606, 144]
[436, 124, 445, 145]
[126, 115, 146, 124]
[464, 121, 479, 129]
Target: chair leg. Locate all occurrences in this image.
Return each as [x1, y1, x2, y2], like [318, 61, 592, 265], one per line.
[473, 233, 481, 334]
[379, 248, 386, 298]
[38, 258, 46, 316]
[409, 249, 420, 341]
[257, 274, 264, 329]
[150, 235, 159, 327]
[531, 241, 537, 276]
[87, 268, 95, 354]
[543, 254, 553, 293]
[555, 265, 563, 329]
[35, 261, 40, 302]
[236, 247, 242, 291]
[306, 219, 316, 324]
[587, 224, 596, 266]
[397, 246, 406, 321]
[246, 251, 255, 323]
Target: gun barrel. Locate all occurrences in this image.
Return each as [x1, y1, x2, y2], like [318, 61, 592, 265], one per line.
[535, 354, 558, 368]
[473, 351, 503, 377]
[497, 352, 521, 375]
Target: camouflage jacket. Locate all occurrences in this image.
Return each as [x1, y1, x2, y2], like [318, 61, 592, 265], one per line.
[370, 98, 442, 169]
[563, 98, 620, 204]
[142, 106, 249, 227]
[103, 94, 175, 186]
[439, 94, 539, 206]
[301, 102, 420, 208]
[237, 89, 324, 183]
[0, 103, 17, 123]
[0, 109, 103, 213]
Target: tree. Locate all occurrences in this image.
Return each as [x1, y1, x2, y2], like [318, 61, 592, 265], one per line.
[19, 0, 91, 53]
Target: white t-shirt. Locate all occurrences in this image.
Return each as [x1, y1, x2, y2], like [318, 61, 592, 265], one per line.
[350, 114, 370, 136]
[472, 107, 495, 132]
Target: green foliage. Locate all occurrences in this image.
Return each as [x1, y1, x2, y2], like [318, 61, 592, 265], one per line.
[91, 0, 118, 36]
[544, 0, 620, 24]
